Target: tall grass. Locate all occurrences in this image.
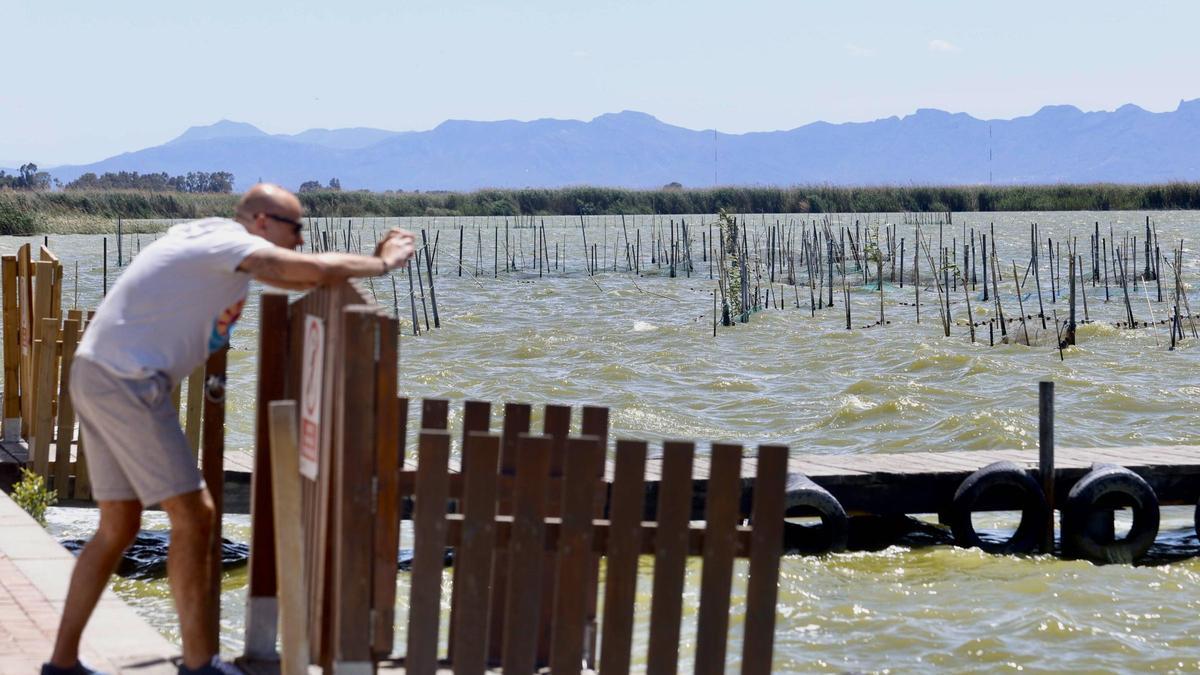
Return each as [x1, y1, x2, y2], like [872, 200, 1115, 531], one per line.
[4, 183, 1200, 234]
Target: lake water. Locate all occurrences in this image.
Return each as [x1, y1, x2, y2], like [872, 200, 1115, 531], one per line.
[14, 210, 1200, 672]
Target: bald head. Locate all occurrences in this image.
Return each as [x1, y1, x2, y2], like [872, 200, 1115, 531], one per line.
[235, 183, 302, 224]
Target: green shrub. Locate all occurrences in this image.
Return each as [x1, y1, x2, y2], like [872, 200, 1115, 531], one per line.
[12, 468, 57, 525]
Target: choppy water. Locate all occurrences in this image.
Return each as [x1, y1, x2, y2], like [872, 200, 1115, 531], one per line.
[15, 210, 1200, 672]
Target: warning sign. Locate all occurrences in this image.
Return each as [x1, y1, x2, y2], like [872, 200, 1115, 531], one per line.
[299, 315, 324, 480]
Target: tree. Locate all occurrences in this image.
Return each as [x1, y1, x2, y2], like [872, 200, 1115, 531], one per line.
[327, 177, 342, 191]
[0, 163, 51, 191]
[298, 180, 323, 193]
[64, 169, 234, 193]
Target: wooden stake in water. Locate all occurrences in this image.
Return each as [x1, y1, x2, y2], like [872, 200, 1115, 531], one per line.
[1039, 381, 1055, 553]
[1012, 261, 1029, 345]
[421, 230, 440, 329]
[406, 262, 420, 336]
[102, 237, 108, 297]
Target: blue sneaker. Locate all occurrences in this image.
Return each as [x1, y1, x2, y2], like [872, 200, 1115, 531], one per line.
[41, 662, 107, 675]
[178, 656, 243, 675]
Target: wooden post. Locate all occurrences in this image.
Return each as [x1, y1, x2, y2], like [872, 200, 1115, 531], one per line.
[201, 347, 228, 651]
[244, 293, 289, 660]
[267, 401, 310, 675]
[52, 319, 80, 494]
[370, 314, 400, 658]
[332, 306, 377, 673]
[1039, 381, 1055, 554]
[421, 229, 441, 328]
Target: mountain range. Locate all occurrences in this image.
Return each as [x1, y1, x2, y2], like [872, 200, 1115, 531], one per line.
[34, 100, 1200, 191]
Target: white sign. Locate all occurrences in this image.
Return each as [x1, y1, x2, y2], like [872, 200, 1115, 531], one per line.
[299, 315, 325, 480]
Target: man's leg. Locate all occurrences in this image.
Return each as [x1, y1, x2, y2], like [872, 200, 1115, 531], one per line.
[49, 499, 142, 668]
[160, 488, 217, 670]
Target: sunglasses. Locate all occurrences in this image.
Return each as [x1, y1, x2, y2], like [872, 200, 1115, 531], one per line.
[258, 212, 305, 234]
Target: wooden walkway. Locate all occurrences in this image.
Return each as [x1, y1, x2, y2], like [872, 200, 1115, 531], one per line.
[6, 441, 1198, 517]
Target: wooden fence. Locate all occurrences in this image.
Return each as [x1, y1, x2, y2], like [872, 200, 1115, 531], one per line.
[1, 243, 207, 497]
[244, 284, 787, 674]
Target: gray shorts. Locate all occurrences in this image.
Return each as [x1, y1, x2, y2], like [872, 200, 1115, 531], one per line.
[70, 356, 205, 505]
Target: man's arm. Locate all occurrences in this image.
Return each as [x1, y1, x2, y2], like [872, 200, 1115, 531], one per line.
[238, 231, 414, 288]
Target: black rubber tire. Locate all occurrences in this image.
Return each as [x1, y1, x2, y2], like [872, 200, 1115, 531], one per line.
[1195, 498, 1200, 542]
[782, 474, 848, 554]
[948, 461, 1048, 554]
[1062, 463, 1159, 564]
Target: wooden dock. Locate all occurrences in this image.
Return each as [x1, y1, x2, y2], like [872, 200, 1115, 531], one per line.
[8, 440, 1196, 519]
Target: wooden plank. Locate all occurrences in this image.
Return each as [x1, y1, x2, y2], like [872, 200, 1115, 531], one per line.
[268, 401, 310, 675]
[73, 308, 91, 500]
[17, 245, 32, 437]
[501, 434, 552, 674]
[460, 400, 491, 451]
[694, 443, 742, 675]
[537, 404, 572, 665]
[245, 293, 287, 659]
[598, 439, 647, 675]
[543, 404, 572, 478]
[332, 306, 376, 669]
[421, 398, 449, 430]
[548, 435, 602, 674]
[446, 399, 491, 656]
[2, 256, 20, 435]
[74, 428, 91, 500]
[578, 405, 609, 668]
[29, 262, 54, 440]
[38, 244, 59, 264]
[31, 319, 60, 478]
[49, 260, 63, 324]
[185, 364, 205, 457]
[201, 347, 228, 650]
[740, 445, 786, 675]
[487, 402, 530, 664]
[372, 314, 401, 658]
[312, 285, 342, 667]
[52, 319, 79, 495]
[450, 432, 500, 675]
[499, 403, 532, 473]
[645, 440, 695, 675]
[407, 430, 451, 675]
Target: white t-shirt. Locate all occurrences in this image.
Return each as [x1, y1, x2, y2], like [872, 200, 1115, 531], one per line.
[77, 217, 274, 383]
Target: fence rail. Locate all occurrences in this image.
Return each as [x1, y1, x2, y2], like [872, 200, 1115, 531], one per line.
[244, 285, 786, 673]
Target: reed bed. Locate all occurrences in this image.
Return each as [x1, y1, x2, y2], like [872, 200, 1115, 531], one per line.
[6, 182, 1200, 235]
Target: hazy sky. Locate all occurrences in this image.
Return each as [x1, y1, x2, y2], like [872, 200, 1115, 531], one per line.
[3, 0, 1197, 166]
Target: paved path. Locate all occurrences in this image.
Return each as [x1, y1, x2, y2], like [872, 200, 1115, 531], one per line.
[0, 491, 178, 674]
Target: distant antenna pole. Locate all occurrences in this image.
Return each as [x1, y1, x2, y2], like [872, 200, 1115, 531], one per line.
[713, 129, 718, 187]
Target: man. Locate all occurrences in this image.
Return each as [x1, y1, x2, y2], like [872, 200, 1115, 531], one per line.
[44, 184, 415, 675]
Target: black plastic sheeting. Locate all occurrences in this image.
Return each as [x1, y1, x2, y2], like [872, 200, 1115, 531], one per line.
[60, 531, 456, 580]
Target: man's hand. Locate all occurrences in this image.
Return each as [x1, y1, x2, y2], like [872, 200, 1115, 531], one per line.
[376, 228, 416, 271]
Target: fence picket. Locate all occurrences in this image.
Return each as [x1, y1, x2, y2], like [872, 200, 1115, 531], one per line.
[646, 440, 695, 674]
[501, 433, 551, 674]
[694, 443, 743, 675]
[741, 445, 787, 675]
[407, 429, 451, 674]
